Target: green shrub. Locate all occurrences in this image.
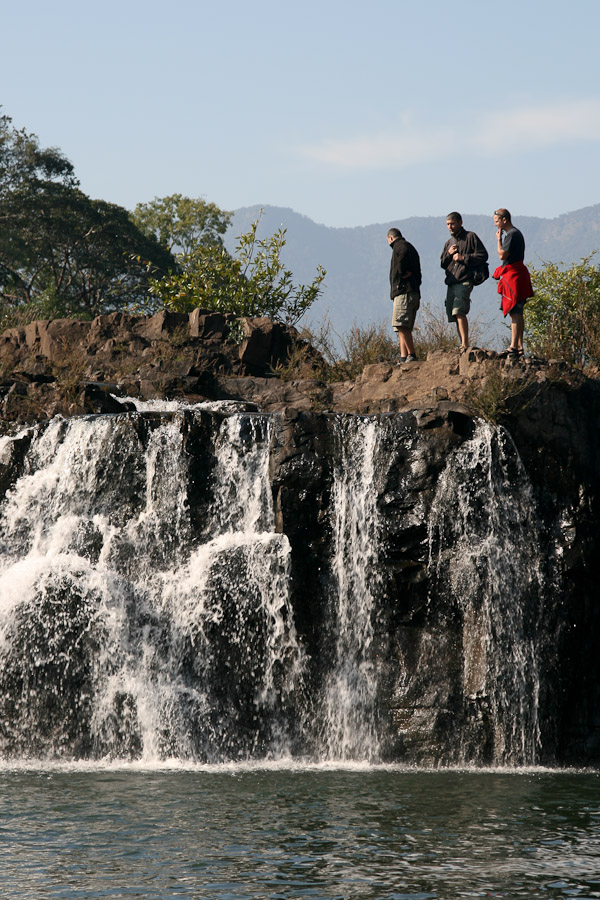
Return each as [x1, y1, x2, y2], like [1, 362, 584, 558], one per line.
[150, 215, 325, 326]
[527, 253, 600, 369]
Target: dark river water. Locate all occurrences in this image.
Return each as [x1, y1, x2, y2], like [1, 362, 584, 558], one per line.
[0, 765, 598, 899]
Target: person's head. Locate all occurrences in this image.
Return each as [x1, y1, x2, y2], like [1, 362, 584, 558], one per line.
[446, 212, 463, 236]
[494, 208, 512, 230]
[387, 227, 402, 245]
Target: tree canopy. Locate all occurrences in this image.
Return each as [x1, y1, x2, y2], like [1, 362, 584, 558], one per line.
[0, 113, 174, 322]
[0, 114, 325, 330]
[132, 194, 232, 255]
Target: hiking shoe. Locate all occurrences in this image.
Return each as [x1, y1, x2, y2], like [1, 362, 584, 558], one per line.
[405, 354, 418, 362]
[396, 356, 407, 365]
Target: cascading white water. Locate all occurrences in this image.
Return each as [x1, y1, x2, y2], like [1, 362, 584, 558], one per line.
[427, 421, 544, 764]
[319, 417, 383, 761]
[0, 409, 304, 762]
[211, 414, 274, 535]
[0, 409, 554, 766]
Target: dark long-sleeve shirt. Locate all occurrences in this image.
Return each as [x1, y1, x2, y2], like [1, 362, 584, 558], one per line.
[441, 228, 488, 285]
[389, 237, 422, 298]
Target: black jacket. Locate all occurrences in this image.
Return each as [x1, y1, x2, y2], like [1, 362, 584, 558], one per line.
[441, 228, 488, 285]
[389, 237, 422, 298]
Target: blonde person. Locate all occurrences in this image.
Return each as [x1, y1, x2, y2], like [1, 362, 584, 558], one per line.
[493, 208, 533, 359]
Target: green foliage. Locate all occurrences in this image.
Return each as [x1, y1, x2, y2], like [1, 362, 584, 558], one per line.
[0, 112, 174, 326]
[0, 113, 77, 192]
[132, 194, 233, 254]
[150, 215, 326, 326]
[527, 254, 600, 369]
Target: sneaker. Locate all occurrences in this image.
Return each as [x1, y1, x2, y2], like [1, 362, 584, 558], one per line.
[396, 356, 407, 365]
[405, 354, 418, 362]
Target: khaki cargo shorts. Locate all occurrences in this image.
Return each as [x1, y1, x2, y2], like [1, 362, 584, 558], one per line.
[392, 290, 420, 331]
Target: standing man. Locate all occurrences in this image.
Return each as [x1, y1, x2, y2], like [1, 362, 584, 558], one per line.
[493, 208, 534, 358]
[440, 212, 488, 353]
[387, 227, 421, 362]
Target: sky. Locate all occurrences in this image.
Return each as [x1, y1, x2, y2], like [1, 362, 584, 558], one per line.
[2, 0, 600, 228]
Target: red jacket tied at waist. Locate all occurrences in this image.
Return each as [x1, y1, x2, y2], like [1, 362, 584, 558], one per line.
[493, 261, 534, 316]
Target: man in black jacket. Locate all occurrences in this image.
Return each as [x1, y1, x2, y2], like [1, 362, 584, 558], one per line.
[440, 212, 488, 352]
[387, 227, 422, 362]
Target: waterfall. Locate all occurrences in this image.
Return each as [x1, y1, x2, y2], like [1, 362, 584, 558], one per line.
[0, 410, 304, 762]
[0, 409, 553, 766]
[427, 422, 544, 764]
[318, 417, 383, 761]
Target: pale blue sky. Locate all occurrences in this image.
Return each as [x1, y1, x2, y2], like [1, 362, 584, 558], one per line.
[3, 0, 599, 227]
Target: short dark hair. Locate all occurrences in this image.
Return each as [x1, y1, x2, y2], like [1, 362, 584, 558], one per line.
[387, 227, 402, 239]
[446, 212, 462, 223]
[494, 208, 511, 222]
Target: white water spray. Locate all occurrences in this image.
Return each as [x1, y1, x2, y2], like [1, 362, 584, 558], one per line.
[319, 417, 383, 761]
[428, 422, 543, 764]
[0, 411, 303, 762]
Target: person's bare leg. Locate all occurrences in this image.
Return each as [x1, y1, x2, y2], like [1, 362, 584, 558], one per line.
[399, 327, 416, 358]
[397, 331, 408, 357]
[456, 314, 469, 349]
[510, 312, 524, 351]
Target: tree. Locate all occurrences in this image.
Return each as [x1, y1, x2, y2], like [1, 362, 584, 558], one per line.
[0, 112, 174, 321]
[527, 253, 600, 369]
[0, 113, 77, 194]
[149, 215, 326, 326]
[132, 194, 233, 255]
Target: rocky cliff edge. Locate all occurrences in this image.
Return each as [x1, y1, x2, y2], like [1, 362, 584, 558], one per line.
[0, 308, 594, 426]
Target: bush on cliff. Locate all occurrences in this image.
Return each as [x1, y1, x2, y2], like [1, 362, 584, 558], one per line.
[527, 253, 600, 369]
[148, 214, 326, 326]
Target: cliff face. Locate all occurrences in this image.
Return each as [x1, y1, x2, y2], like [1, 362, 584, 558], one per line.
[1, 311, 599, 764]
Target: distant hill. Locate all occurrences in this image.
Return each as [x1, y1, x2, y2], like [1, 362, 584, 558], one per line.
[227, 204, 600, 347]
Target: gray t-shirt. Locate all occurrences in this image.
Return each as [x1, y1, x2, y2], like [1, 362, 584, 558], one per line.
[502, 227, 525, 263]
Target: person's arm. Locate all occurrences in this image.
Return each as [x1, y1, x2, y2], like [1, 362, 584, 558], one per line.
[497, 229, 509, 261]
[440, 241, 454, 269]
[465, 233, 489, 267]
